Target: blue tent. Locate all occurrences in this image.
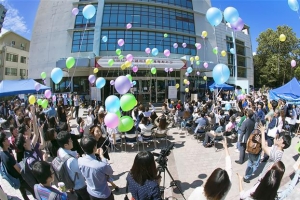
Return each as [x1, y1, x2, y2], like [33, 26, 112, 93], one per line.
[269, 77, 300, 103]
[209, 82, 234, 90]
[0, 79, 51, 97]
[199, 80, 214, 89]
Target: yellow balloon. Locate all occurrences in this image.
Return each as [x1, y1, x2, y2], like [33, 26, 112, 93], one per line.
[184, 79, 188, 84]
[279, 34, 286, 42]
[221, 51, 226, 57]
[190, 57, 194, 62]
[203, 76, 207, 81]
[125, 61, 131, 68]
[202, 31, 208, 38]
[195, 56, 200, 61]
[29, 95, 36, 105]
[175, 83, 179, 89]
[93, 68, 98, 73]
[121, 64, 126, 70]
[146, 59, 151, 65]
[185, 88, 189, 93]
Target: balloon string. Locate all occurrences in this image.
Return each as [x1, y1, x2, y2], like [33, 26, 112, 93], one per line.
[203, 38, 206, 62]
[213, 26, 219, 63]
[105, 41, 110, 78]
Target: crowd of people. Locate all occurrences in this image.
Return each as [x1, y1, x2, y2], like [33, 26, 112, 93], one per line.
[0, 89, 299, 200]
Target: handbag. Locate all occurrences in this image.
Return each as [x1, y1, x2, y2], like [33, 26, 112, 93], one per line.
[124, 181, 129, 200]
[267, 118, 278, 138]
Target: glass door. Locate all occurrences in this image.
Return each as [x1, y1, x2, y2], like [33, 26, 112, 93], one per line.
[138, 79, 151, 104]
[156, 79, 166, 103]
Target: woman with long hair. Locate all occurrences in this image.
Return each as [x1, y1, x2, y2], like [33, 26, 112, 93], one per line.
[126, 151, 161, 200]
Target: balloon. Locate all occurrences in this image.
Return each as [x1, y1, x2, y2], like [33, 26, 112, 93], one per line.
[41, 99, 48, 109]
[175, 83, 179, 88]
[230, 48, 235, 54]
[164, 49, 170, 57]
[88, 75, 96, 83]
[132, 66, 138, 73]
[203, 76, 207, 81]
[196, 71, 200, 76]
[182, 43, 187, 48]
[118, 116, 134, 132]
[164, 68, 169, 73]
[118, 39, 124, 46]
[41, 72, 46, 79]
[72, 8, 79, 16]
[104, 113, 120, 128]
[173, 43, 178, 48]
[52, 95, 56, 101]
[291, 60, 297, 67]
[126, 74, 132, 82]
[221, 50, 227, 57]
[225, 103, 231, 111]
[151, 67, 157, 74]
[126, 54, 133, 62]
[202, 31, 208, 38]
[206, 7, 223, 26]
[185, 88, 189, 93]
[29, 95, 36, 105]
[34, 83, 41, 91]
[195, 56, 200, 61]
[66, 57, 75, 69]
[279, 34, 286, 42]
[93, 68, 99, 73]
[124, 61, 131, 68]
[116, 110, 121, 118]
[37, 99, 42, 105]
[212, 64, 230, 84]
[288, 0, 299, 11]
[126, 23, 132, 29]
[102, 36, 108, 43]
[196, 61, 200, 65]
[190, 57, 194, 62]
[132, 81, 136, 85]
[120, 93, 136, 111]
[115, 76, 131, 94]
[146, 59, 151, 65]
[105, 95, 120, 113]
[82, 5, 96, 19]
[44, 90, 52, 99]
[184, 79, 188, 84]
[164, 33, 168, 38]
[110, 80, 115, 85]
[185, 72, 189, 76]
[51, 68, 63, 84]
[187, 67, 193, 73]
[169, 68, 173, 72]
[96, 77, 106, 89]
[213, 47, 218, 54]
[186, 81, 190, 85]
[230, 17, 244, 31]
[115, 49, 121, 56]
[118, 55, 124, 60]
[152, 48, 159, 56]
[145, 47, 151, 54]
[121, 64, 126, 70]
[196, 43, 201, 50]
[203, 62, 208, 68]
[224, 7, 239, 23]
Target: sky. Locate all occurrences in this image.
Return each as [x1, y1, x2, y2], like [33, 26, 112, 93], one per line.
[0, 0, 299, 52]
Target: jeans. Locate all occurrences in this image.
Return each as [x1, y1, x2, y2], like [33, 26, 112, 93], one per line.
[244, 153, 261, 180]
[236, 130, 241, 150]
[75, 106, 79, 118]
[203, 132, 214, 146]
[75, 186, 90, 200]
[239, 143, 246, 163]
[90, 192, 114, 200]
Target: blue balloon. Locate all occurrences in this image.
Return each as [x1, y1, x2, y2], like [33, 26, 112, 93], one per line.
[206, 7, 223, 26]
[132, 81, 136, 85]
[102, 36, 108, 43]
[187, 67, 193, 73]
[82, 5, 96, 20]
[51, 68, 63, 84]
[96, 77, 106, 89]
[105, 95, 120, 113]
[225, 103, 231, 111]
[288, 0, 299, 11]
[152, 48, 159, 56]
[212, 64, 230, 85]
[230, 48, 235, 54]
[224, 7, 239, 24]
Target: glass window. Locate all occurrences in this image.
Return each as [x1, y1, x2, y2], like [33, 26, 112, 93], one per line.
[20, 69, 26, 76]
[72, 30, 94, 52]
[20, 56, 26, 64]
[5, 68, 17, 76]
[6, 53, 18, 62]
[74, 4, 97, 28]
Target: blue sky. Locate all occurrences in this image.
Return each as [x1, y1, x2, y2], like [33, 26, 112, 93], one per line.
[1, 0, 299, 52]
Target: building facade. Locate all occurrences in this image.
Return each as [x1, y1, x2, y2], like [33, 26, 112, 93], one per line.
[29, 0, 253, 102]
[0, 30, 30, 81]
[0, 4, 7, 33]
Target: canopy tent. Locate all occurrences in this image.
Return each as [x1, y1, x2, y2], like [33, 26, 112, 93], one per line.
[269, 77, 300, 104]
[198, 80, 214, 89]
[209, 82, 234, 91]
[0, 79, 51, 97]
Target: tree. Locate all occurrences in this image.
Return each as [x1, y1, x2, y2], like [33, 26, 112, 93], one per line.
[254, 25, 300, 88]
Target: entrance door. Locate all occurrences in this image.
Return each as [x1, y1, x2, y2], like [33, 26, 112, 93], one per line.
[138, 79, 152, 104]
[156, 79, 166, 103]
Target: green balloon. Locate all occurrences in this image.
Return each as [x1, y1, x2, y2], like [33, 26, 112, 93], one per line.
[120, 93, 136, 111]
[126, 74, 132, 82]
[151, 67, 157, 74]
[108, 59, 114, 66]
[196, 61, 200, 65]
[115, 110, 121, 118]
[66, 57, 75, 69]
[118, 116, 134, 132]
[116, 49, 122, 56]
[150, 59, 154, 64]
[213, 48, 218, 55]
[164, 33, 168, 38]
[242, 89, 246, 94]
[37, 99, 42, 105]
[41, 99, 48, 109]
[118, 55, 124, 60]
[41, 72, 46, 79]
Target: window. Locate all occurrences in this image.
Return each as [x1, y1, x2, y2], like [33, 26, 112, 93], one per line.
[73, 77, 89, 93]
[71, 30, 94, 52]
[6, 53, 18, 62]
[20, 56, 26, 64]
[134, 0, 193, 9]
[5, 68, 17, 76]
[20, 69, 26, 76]
[100, 30, 196, 55]
[102, 4, 195, 34]
[11, 41, 15, 46]
[74, 4, 97, 28]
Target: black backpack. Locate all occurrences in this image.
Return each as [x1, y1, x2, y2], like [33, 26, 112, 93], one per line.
[51, 154, 78, 190]
[19, 152, 39, 188]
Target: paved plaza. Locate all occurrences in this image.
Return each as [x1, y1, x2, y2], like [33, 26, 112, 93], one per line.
[1, 108, 300, 200]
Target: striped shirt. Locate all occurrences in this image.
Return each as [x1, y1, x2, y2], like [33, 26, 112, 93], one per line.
[34, 184, 67, 200]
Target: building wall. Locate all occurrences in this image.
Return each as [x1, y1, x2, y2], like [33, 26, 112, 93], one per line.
[0, 4, 7, 31]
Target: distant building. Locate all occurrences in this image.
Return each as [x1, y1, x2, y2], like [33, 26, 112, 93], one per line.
[0, 30, 30, 81]
[0, 4, 7, 33]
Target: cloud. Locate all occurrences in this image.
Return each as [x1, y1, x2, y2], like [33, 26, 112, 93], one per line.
[253, 52, 257, 56]
[0, 0, 29, 34]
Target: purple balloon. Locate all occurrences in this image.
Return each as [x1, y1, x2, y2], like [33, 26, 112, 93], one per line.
[44, 90, 52, 99]
[72, 8, 79, 16]
[182, 43, 187, 48]
[169, 68, 173, 72]
[114, 76, 131, 94]
[196, 71, 200, 76]
[203, 62, 209, 68]
[104, 113, 120, 128]
[230, 17, 244, 31]
[118, 39, 124, 46]
[110, 80, 115, 85]
[88, 75, 96, 83]
[185, 72, 189, 76]
[126, 23, 132, 29]
[132, 66, 138, 73]
[164, 49, 170, 57]
[43, 80, 46, 85]
[145, 48, 151, 54]
[291, 60, 296, 67]
[173, 43, 178, 48]
[164, 68, 169, 73]
[34, 83, 41, 91]
[126, 54, 133, 62]
[196, 43, 202, 50]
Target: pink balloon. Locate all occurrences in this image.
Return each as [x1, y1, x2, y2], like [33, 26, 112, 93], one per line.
[185, 72, 189, 76]
[34, 83, 41, 91]
[118, 39, 124, 46]
[72, 8, 79, 16]
[126, 23, 132, 29]
[196, 71, 200, 75]
[164, 68, 169, 72]
[169, 68, 173, 72]
[88, 75, 96, 83]
[126, 54, 133, 62]
[110, 80, 115, 85]
[230, 17, 244, 31]
[182, 43, 187, 48]
[203, 62, 208, 68]
[164, 49, 170, 57]
[145, 48, 151, 54]
[187, 81, 190, 85]
[196, 43, 202, 50]
[104, 113, 120, 128]
[291, 60, 296, 67]
[52, 95, 56, 101]
[173, 43, 178, 48]
[44, 90, 52, 99]
[132, 66, 138, 73]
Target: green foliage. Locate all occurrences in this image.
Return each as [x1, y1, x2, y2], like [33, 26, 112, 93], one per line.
[254, 25, 300, 88]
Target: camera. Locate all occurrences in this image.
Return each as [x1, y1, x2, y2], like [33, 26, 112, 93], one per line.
[154, 143, 174, 170]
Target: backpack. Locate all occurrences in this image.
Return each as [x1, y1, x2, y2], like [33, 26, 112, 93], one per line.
[19, 152, 39, 188]
[246, 133, 262, 155]
[51, 154, 78, 190]
[0, 152, 20, 189]
[34, 184, 58, 200]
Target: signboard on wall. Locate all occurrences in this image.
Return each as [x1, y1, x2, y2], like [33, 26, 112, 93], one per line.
[90, 87, 101, 101]
[168, 86, 177, 99]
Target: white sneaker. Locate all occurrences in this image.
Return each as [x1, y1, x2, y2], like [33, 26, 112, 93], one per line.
[235, 149, 240, 153]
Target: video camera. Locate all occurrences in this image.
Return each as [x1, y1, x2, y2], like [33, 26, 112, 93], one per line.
[153, 143, 174, 168]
